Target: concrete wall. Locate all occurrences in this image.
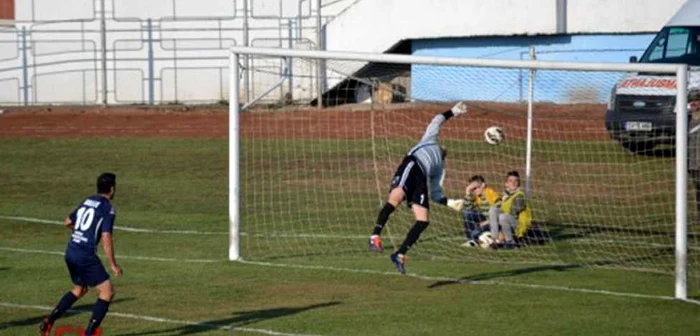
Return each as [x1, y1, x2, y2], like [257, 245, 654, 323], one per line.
[566, 0, 685, 34]
[326, 0, 557, 53]
[326, 0, 686, 54]
[411, 34, 656, 103]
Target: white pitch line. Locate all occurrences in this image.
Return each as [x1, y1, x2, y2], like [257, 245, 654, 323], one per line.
[0, 215, 228, 235]
[238, 260, 700, 307]
[3, 246, 700, 307]
[0, 215, 371, 239]
[0, 247, 220, 264]
[0, 302, 321, 336]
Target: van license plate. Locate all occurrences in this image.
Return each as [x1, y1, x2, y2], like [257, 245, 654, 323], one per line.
[625, 121, 652, 131]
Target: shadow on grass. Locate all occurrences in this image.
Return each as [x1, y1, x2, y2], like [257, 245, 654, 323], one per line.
[115, 301, 341, 336]
[545, 221, 683, 239]
[427, 264, 581, 289]
[0, 267, 10, 272]
[428, 248, 675, 289]
[0, 297, 135, 331]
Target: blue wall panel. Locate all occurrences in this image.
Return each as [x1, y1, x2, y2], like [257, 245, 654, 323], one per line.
[410, 34, 656, 103]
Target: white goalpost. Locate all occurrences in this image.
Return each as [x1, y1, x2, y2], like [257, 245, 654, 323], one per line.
[227, 46, 691, 300]
[229, 51, 241, 262]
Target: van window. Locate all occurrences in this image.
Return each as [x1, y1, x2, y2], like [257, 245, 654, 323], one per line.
[666, 28, 691, 58]
[640, 27, 700, 65]
[646, 31, 667, 61]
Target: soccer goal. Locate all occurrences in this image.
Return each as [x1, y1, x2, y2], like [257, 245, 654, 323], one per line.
[227, 46, 695, 300]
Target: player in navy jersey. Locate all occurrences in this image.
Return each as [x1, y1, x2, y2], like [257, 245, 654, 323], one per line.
[40, 173, 122, 336]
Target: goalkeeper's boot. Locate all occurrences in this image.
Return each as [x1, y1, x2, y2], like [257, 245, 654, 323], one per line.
[390, 253, 407, 274]
[39, 318, 53, 336]
[369, 235, 384, 252]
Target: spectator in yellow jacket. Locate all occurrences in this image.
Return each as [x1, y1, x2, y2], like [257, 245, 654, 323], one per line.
[460, 175, 500, 247]
[489, 171, 532, 249]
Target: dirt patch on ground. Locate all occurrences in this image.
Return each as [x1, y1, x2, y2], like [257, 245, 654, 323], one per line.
[0, 102, 607, 140]
[0, 106, 228, 138]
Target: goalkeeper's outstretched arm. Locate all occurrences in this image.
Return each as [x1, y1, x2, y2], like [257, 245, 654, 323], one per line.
[418, 102, 469, 144]
[428, 102, 468, 210]
[431, 168, 467, 211]
[430, 170, 448, 206]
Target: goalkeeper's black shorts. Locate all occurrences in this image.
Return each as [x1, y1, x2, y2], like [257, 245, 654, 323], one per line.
[389, 155, 429, 209]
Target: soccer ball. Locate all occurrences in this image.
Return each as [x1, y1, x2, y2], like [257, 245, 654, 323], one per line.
[484, 126, 505, 145]
[478, 232, 494, 249]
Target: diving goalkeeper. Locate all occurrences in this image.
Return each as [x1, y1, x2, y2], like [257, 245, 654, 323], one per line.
[369, 102, 468, 274]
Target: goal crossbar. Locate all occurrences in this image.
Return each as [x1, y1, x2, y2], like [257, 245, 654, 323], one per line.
[229, 46, 681, 73]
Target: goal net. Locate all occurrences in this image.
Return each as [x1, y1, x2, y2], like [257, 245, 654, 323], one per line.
[228, 48, 697, 299]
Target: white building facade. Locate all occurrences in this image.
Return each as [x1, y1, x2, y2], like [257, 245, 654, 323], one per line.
[0, 0, 688, 105]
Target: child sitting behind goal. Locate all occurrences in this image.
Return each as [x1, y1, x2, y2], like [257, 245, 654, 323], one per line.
[488, 170, 532, 249]
[452, 175, 501, 247]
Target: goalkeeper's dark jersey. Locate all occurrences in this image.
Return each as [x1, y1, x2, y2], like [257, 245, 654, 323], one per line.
[407, 113, 448, 202]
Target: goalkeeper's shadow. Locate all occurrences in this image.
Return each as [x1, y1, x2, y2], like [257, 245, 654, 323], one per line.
[426, 249, 674, 290]
[426, 264, 582, 289]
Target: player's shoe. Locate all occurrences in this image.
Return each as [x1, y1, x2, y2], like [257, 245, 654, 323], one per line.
[39, 318, 52, 336]
[369, 235, 384, 252]
[390, 253, 407, 274]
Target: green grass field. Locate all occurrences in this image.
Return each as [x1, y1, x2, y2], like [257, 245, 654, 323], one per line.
[1, 138, 699, 335]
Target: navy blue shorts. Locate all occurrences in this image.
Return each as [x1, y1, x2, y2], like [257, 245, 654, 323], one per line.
[65, 253, 110, 287]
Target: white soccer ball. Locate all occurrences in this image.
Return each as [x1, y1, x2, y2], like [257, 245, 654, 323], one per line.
[478, 232, 494, 249]
[484, 126, 505, 145]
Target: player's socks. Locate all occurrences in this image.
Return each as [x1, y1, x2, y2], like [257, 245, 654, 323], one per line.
[84, 298, 111, 336]
[397, 220, 429, 254]
[372, 203, 395, 235]
[47, 291, 79, 323]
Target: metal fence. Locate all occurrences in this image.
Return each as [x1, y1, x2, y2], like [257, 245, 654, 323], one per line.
[0, 0, 356, 106]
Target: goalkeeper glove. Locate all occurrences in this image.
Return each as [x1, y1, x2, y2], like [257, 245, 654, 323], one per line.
[451, 101, 468, 116]
[447, 198, 465, 212]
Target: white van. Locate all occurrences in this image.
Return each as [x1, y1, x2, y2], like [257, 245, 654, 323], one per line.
[605, 0, 700, 152]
